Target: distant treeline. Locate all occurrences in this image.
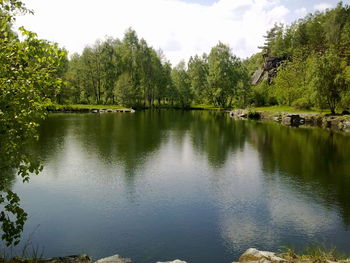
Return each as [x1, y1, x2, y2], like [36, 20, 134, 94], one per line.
[58, 29, 249, 108]
[57, 2, 350, 113]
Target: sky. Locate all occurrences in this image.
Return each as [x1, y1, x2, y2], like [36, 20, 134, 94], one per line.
[15, 0, 350, 65]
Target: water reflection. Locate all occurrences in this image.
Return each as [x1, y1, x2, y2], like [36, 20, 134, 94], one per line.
[12, 111, 350, 263]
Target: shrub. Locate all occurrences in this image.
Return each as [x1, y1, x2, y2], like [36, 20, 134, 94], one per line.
[292, 97, 312, 110]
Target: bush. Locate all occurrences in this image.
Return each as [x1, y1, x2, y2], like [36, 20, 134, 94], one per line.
[292, 97, 312, 110]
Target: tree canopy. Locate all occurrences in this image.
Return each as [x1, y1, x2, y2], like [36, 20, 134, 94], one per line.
[0, 0, 67, 246]
[247, 1, 350, 112]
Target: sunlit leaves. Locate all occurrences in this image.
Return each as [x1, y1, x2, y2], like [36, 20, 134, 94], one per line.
[0, 0, 66, 246]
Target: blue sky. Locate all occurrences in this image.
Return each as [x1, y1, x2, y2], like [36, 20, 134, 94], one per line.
[16, 0, 350, 64]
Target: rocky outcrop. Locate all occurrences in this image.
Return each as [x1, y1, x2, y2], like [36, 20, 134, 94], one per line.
[251, 55, 285, 85]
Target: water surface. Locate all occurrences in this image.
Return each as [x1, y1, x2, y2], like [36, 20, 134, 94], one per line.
[11, 110, 350, 263]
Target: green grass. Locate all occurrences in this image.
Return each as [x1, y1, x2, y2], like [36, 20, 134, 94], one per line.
[280, 246, 350, 262]
[252, 105, 330, 114]
[190, 104, 225, 110]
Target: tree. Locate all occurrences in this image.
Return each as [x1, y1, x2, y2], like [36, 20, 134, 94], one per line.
[188, 54, 208, 103]
[171, 61, 193, 108]
[0, 0, 66, 245]
[207, 42, 241, 108]
[272, 54, 313, 106]
[312, 49, 349, 114]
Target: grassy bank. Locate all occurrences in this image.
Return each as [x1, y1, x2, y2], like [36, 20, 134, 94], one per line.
[280, 246, 350, 263]
[252, 105, 331, 114]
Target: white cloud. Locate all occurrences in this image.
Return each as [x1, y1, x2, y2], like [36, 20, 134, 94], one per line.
[15, 0, 290, 65]
[314, 2, 333, 11]
[295, 7, 307, 16]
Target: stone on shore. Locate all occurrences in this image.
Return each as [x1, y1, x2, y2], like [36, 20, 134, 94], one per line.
[156, 260, 187, 263]
[95, 255, 132, 263]
[238, 248, 286, 263]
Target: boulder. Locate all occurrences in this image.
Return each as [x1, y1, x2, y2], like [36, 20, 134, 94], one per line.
[238, 248, 286, 263]
[95, 255, 132, 263]
[330, 118, 341, 129]
[229, 109, 249, 119]
[282, 114, 305, 127]
[156, 260, 187, 263]
[281, 116, 292, 126]
[342, 121, 350, 132]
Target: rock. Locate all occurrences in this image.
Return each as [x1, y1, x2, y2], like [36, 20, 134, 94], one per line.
[156, 260, 187, 263]
[342, 110, 350, 115]
[281, 116, 292, 126]
[342, 121, 350, 132]
[252, 69, 264, 85]
[40, 255, 92, 263]
[281, 114, 305, 127]
[330, 118, 341, 129]
[95, 255, 132, 263]
[229, 109, 249, 119]
[239, 248, 286, 263]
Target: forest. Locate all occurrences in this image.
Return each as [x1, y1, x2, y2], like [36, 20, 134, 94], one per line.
[55, 2, 350, 113]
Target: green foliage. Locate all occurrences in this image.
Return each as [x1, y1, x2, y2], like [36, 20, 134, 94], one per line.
[292, 97, 312, 110]
[251, 80, 276, 106]
[272, 54, 314, 106]
[248, 2, 350, 113]
[171, 61, 193, 108]
[207, 42, 243, 108]
[63, 29, 172, 108]
[312, 49, 349, 114]
[187, 54, 209, 103]
[0, 0, 66, 246]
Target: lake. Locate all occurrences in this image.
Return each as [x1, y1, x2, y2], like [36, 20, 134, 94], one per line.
[11, 110, 350, 263]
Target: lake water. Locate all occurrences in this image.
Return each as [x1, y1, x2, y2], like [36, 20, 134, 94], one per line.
[11, 110, 350, 263]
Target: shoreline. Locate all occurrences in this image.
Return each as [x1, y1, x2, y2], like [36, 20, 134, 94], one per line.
[5, 248, 350, 263]
[229, 109, 350, 133]
[47, 105, 350, 133]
